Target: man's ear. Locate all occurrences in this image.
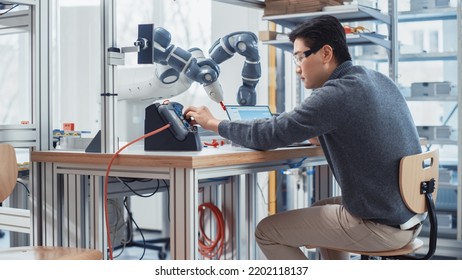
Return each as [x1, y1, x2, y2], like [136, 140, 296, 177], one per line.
[321, 45, 335, 63]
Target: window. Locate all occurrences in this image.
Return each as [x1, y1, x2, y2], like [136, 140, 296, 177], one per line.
[0, 6, 32, 124]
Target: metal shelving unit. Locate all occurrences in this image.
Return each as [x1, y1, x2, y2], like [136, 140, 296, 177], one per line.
[406, 96, 458, 101]
[261, 2, 398, 81]
[262, 5, 391, 28]
[261, 6, 392, 47]
[398, 6, 457, 22]
[263, 32, 391, 52]
[354, 51, 457, 63]
[396, 3, 461, 259]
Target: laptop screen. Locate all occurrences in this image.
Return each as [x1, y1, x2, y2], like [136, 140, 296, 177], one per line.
[225, 105, 273, 121]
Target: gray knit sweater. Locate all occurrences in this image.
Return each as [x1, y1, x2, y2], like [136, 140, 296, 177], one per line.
[218, 60, 422, 226]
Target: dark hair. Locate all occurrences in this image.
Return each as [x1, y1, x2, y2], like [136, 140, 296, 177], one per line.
[289, 15, 351, 64]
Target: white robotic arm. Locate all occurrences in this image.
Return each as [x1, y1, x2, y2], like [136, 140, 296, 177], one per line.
[116, 64, 193, 101]
[116, 26, 260, 107]
[116, 44, 219, 103]
[209, 31, 261, 106]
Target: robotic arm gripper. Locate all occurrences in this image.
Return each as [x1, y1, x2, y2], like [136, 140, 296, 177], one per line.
[209, 31, 261, 106]
[152, 27, 225, 106]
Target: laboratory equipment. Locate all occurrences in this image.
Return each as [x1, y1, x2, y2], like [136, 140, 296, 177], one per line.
[144, 101, 201, 151]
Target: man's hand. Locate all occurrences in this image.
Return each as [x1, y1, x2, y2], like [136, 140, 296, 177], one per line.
[184, 106, 221, 133]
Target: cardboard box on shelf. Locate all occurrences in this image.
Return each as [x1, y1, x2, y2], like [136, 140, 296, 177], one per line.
[259, 31, 277, 41]
[411, 81, 453, 97]
[264, 0, 344, 16]
[410, 0, 450, 11]
[258, 30, 288, 41]
[417, 125, 452, 141]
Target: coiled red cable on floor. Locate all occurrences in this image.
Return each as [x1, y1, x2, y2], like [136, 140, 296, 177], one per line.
[198, 202, 225, 259]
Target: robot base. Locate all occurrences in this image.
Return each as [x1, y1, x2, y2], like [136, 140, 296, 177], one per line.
[144, 103, 202, 151]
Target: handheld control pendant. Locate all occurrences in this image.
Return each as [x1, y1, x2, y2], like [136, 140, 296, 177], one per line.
[158, 102, 192, 141]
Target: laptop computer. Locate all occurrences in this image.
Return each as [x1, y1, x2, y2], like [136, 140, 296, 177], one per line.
[225, 105, 273, 121]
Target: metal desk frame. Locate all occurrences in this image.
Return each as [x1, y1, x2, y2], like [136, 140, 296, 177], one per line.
[31, 145, 326, 259]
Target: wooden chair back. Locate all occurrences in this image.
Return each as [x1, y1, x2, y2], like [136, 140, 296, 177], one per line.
[399, 149, 439, 214]
[0, 144, 18, 202]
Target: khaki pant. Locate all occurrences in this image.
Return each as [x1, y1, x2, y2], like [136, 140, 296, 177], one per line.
[255, 196, 421, 260]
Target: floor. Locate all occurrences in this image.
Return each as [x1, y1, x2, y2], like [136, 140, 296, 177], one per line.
[111, 229, 171, 260]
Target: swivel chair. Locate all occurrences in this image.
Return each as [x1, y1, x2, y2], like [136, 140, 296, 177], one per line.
[308, 149, 439, 260]
[0, 143, 102, 260]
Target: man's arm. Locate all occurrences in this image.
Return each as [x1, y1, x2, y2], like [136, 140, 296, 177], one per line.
[184, 106, 222, 134]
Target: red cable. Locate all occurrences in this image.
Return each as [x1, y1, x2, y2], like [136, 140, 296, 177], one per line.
[198, 202, 225, 259]
[104, 124, 170, 260]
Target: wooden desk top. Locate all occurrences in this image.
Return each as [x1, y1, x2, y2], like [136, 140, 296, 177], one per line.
[31, 145, 324, 169]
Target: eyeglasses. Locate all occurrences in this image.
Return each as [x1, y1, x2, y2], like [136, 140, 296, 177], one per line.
[292, 47, 319, 66]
